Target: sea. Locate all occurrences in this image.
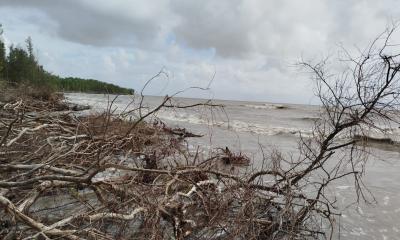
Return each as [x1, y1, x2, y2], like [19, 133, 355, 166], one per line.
[66, 93, 400, 240]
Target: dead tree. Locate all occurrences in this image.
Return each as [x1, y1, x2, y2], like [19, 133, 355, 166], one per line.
[288, 25, 400, 236]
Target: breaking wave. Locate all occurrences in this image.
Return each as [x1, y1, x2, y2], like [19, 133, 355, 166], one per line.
[351, 127, 400, 150]
[157, 111, 312, 137]
[242, 103, 289, 110]
[225, 120, 312, 137]
[157, 111, 214, 125]
[158, 110, 400, 147]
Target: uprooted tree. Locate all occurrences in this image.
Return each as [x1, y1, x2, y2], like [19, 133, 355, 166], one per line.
[0, 26, 400, 239]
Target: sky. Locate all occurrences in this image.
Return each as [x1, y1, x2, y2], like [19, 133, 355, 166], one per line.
[0, 0, 399, 104]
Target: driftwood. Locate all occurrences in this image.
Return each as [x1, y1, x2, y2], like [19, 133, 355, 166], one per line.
[0, 91, 327, 239]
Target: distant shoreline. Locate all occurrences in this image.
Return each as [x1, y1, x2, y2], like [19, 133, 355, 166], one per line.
[61, 90, 134, 95]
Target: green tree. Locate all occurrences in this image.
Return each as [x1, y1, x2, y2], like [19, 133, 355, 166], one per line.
[0, 24, 6, 80]
[0, 25, 134, 94]
[25, 36, 34, 61]
[7, 45, 31, 85]
[25, 36, 39, 84]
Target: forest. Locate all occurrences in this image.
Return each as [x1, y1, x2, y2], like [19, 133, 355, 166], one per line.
[0, 25, 134, 95]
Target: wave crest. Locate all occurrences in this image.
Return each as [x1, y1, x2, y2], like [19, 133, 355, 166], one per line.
[242, 104, 289, 110]
[158, 111, 311, 137]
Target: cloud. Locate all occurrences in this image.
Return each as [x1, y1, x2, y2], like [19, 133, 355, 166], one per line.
[0, 0, 174, 48]
[0, 1, 399, 103]
[171, 0, 400, 59]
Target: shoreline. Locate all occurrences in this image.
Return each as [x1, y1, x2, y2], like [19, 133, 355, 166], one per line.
[2, 92, 286, 239]
[2, 89, 398, 239]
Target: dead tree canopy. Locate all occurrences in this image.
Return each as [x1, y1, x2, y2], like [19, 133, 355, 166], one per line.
[0, 26, 400, 239]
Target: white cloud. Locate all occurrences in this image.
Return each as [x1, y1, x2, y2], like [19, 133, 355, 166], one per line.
[0, 1, 399, 103]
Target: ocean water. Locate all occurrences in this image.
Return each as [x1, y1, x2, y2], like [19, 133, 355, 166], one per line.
[66, 93, 400, 240]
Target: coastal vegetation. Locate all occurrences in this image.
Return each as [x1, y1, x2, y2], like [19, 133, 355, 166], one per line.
[0, 25, 400, 239]
[0, 25, 133, 96]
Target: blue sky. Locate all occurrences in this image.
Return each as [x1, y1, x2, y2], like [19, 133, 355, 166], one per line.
[1, 0, 399, 103]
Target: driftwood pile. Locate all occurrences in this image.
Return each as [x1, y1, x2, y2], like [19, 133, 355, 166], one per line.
[0, 95, 327, 240]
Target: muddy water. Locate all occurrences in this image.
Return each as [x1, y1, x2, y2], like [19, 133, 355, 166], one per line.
[66, 93, 400, 239]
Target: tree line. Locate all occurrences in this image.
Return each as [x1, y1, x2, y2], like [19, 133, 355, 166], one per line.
[0, 24, 134, 95]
